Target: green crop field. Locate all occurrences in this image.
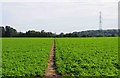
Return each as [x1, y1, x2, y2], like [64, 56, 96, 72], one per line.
[1, 37, 119, 77]
[55, 37, 119, 76]
[2, 38, 53, 77]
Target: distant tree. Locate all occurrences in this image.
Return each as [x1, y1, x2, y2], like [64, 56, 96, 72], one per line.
[1, 26, 119, 37]
[47, 32, 53, 37]
[5, 26, 17, 37]
[5, 26, 11, 37]
[11, 28, 17, 37]
[26, 30, 36, 37]
[17, 32, 25, 37]
[41, 30, 45, 33]
[2, 27, 5, 37]
[59, 32, 64, 37]
[0, 26, 5, 37]
[0, 27, 2, 37]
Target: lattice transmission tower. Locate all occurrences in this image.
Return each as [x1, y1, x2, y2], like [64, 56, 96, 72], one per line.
[99, 11, 102, 30]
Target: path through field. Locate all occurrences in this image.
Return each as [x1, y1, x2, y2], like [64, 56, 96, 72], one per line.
[44, 40, 60, 78]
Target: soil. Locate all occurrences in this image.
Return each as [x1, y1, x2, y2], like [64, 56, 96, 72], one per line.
[44, 40, 60, 78]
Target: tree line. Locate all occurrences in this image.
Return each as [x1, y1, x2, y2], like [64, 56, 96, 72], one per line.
[0, 26, 119, 37]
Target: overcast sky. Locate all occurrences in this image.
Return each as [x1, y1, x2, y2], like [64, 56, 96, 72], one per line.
[0, 0, 119, 33]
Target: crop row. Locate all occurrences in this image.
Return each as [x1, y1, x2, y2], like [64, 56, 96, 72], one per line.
[55, 37, 118, 76]
[2, 38, 53, 77]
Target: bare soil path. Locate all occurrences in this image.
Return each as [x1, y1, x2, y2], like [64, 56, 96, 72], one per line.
[44, 40, 60, 78]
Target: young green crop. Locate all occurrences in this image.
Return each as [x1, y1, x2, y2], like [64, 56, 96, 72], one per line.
[55, 37, 118, 76]
[2, 37, 119, 77]
[2, 38, 53, 77]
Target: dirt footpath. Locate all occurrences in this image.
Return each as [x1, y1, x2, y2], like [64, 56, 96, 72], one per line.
[44, 40, 60, 78]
